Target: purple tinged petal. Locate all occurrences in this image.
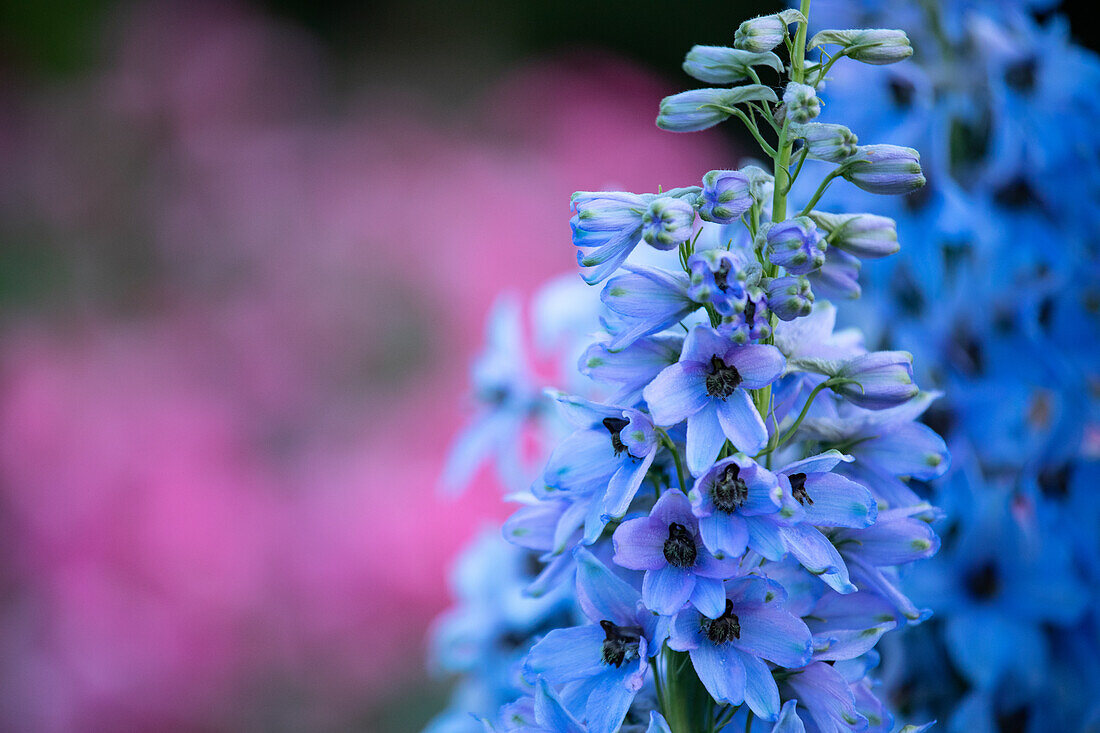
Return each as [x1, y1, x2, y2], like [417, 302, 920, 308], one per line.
[687, 404, 727, 475]
[859, 423, 949, 480]
[715, 389, 769, 454]
[553, 499, 588, 554]
[787, 662, 866, 733]
[733, 603, 813, 668]
[781, 524, 856, 594]
[574, 546, 642, 626]
[602, 266, 697, 351]
[691, 642, 747, 704]
[643, 361, 709, 426]
[503, 502, 564, 550]
[699, 513, 750, 559]
[643, 565, 696, 615]
[740, 651, 782, 721]
[612, 517, 668, 570]
[724, 344, 786, 388]
[650, 489, 697, 528]
[691, 576, 728, 617]
[525, 626, 607, 684]
[693, 552, 742, 579]
[682, 325, 732, 364]
[836, 510, 938, 566]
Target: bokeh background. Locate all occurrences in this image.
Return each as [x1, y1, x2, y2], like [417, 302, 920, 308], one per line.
[0, 1, 1095, 731]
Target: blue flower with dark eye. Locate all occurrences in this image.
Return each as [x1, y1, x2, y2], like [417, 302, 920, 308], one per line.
[687, 248, 749, 317]
[688, 454, 782, 561]
[668, 575, 813, 720]
[612, 490, 739, 616]
[524, 548, 658, 733]
[539, 393, 660, 543]
[643, 325, 785, 474]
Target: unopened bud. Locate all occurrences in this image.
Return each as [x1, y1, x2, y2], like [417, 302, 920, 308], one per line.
[843, 144, 925, 195]
[792, 122, 858, 162]
[808, 211, 898, 259]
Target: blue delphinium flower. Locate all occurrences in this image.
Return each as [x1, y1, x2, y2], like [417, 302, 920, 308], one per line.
[644, 325, 785, 473]
[668, 576, 813, 719]
[612, 490, 739, 616]
[433, 5, 953, 730]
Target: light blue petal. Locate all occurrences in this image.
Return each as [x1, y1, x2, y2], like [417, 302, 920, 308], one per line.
[692, 642, 747, 705]
[688, 405, 727, 475]
[772, 700, 807, 733]
[644, 361, 709, 426]
[691, 576, 728, 617]
[715, 389, 769, 454]
[643, 565, 696, 616]
[699, 513, 749, 560]
[585, 671, 641, 733]
[574, 546, 642, 626]
[534, 678, 586, 733]
[746, 515, 787, 561]
[780, 524, 856, 594]
[525, 626, 606, 684]
[740, 650, 781, 721]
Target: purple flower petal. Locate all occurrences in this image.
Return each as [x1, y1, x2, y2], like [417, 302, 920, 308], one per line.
[650, 488, 697, 528]
[733, 603, 813, 668]
[612, 517, 668, 570]
[780, 523, 856, 594]
[745, 515, 786, 561]
[800, 472, 877, 528]
[724, 344, 786, 388]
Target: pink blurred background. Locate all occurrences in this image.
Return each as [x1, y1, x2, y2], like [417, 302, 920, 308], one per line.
[0, 1, 732, 729]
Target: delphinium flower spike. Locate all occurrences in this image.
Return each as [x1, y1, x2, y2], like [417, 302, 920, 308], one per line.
[430, 3, 950, 731]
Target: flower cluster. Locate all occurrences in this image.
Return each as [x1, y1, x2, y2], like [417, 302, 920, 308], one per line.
[790, 1, 1100, 731]
[430, 6, 950, 733]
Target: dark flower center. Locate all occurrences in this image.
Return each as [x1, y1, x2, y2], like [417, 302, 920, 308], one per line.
[744, 298, 757, 327]
[712, 463, 749, 513]
[705, 355, 742, 399]
[1004, 56, 1037, 93]
[965, 561, 1000, 601]
[789, 472, 813, 506]
[704, 599, 741, 644]
[714, 260, 732, 292]
[602, 417, 630, 457]
[600, 620, 642, 667]
[663, 523, 698, 568]
[888, 77, 914, 109]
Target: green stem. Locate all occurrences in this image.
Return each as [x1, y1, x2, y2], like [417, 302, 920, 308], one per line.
[783, 146, 810, 194]
[798, 166, 846, 217]
[766, 379, 831, 455]
[658, 430, 688, 492]
[746, 710, 756, 733]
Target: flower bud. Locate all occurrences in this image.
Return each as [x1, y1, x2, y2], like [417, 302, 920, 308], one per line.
[844, 144, 926, 195]
[657, 86, 779, 132]
[722, 285, 771, 343]
[808, 211, 898, 259]
[809, 248, 861, 300]
[782, 82, 821, 124]
[766, 276, 814, 321]
[809, 28, 913, 65]
[688, 249, 747, 317]
[642, 197, 696, 250]
[682, 45, 783, 84]
[833, 351, 918, 409]
[792, 122, 858, 162]
[764, 216, 827, 275]
[699, 169, 754, 224]
[734, 10, 805, 53]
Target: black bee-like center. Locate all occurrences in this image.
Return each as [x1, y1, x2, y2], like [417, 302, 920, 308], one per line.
[714, 259, 732, 292]
[662, 522, 698, 568]
[705, 355, 742, 399]
[712, 463, 749, 513]
[704, 599, 741, 644]
[965, 561, 1000, 601]
[599, 619, 642, 667]
[789, 472, 813, 506]
[602, 416, 630, 456]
